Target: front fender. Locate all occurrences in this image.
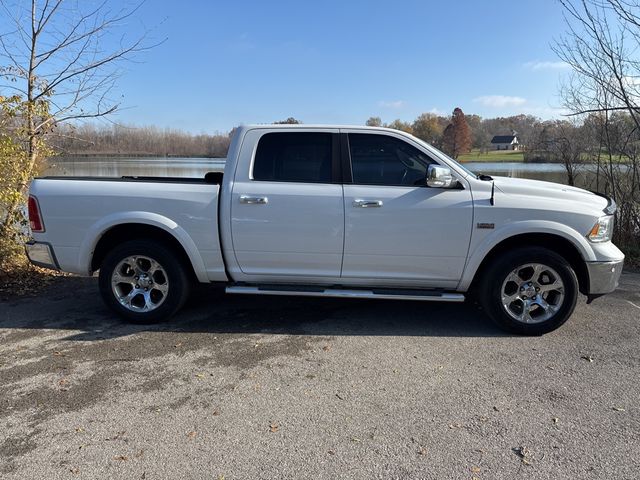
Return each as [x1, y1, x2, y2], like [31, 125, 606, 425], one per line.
[457, 220, 593, 291]
[78, 211, 209, 282]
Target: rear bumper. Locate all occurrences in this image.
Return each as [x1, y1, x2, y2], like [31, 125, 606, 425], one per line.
[25, 240, 59, 271]
[586, 259, 624, 294]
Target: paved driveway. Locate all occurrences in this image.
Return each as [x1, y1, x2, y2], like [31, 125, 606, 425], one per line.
[1, 273, 639, 479]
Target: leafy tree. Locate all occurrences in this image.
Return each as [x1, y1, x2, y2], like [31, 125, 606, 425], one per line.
[385, 119, 413, 134]
[0, 96, 31, 267]
[273, 117, 302, 124]
[365, 116, 382, 127]
[411, 113, 443, 145]
[442, 107, 472, 158]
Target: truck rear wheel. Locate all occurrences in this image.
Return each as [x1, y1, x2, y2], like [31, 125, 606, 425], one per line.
[479, 247, 578, 335]
[98, 240, 190, 323]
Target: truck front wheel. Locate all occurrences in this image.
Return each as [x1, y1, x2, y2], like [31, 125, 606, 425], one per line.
[479, 247, 579, 335]
[98, 240, 190, 323]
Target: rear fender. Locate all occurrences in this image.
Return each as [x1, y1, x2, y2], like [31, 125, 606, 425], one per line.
[79, 211, 209, 282]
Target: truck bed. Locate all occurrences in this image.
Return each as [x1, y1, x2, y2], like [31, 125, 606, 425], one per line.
[29, 174, 227, 282]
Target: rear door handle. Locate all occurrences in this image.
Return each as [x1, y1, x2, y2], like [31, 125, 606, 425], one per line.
[239, 195, 268, 205]
[353, 199, 383, 208]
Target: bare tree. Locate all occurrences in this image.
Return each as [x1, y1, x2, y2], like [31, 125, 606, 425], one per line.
[554, 0, 640, 125]
[0, 0, 157, 235]
[554, 0, 640, 262]
[546, 120, 587, 186]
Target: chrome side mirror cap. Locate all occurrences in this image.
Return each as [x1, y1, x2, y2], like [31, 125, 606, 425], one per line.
[426, 165, 455, 188]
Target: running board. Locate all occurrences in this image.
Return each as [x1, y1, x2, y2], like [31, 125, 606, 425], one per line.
[225, 285, 465, 302]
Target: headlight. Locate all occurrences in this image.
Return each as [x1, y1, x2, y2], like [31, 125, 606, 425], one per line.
[588, 215, 614, 242]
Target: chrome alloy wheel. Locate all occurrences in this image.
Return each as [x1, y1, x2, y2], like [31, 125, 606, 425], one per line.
[111, 255, 169, 312]
[500, 263, 565, 324]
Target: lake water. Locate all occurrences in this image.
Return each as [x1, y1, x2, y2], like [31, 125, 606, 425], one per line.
[44, 157, 606, 188]
[45, 157, 227, 178]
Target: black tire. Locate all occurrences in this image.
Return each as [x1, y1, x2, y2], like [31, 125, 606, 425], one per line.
[98, 240, 190, 323]
[479, 247, 578, 335]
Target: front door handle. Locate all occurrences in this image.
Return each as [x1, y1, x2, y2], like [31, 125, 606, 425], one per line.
[353, 199, 383, 208]
[239, 195, 268, 205]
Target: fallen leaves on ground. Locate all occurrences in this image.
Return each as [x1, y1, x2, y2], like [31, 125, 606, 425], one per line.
[187, 431, 197, 439]
[0, 263, 67, 300]
[471, 466, 481, 473]
[113, 455, 128, 461]
[418, 446, 428, 456]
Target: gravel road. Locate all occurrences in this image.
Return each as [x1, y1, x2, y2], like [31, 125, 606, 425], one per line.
[1, 273, 639, 479]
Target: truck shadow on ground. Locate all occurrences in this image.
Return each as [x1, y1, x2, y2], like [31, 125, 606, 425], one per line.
[1, 277, 511, 340]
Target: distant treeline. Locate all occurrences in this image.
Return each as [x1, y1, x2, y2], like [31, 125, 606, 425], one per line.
[49, 113, 600, 161]
[52, 124, 232, 158]
[51, 114, 542, 159]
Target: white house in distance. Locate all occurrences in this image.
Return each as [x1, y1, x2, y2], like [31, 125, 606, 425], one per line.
[491, 134, 521, 150]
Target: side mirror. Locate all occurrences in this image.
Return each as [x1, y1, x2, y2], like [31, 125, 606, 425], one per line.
[426, 165, 455, 188]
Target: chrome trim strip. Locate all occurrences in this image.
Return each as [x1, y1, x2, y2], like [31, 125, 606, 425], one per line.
[226, 286, 465, 302]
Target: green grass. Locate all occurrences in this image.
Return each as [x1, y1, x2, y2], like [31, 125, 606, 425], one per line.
[457, 149, 525, 163]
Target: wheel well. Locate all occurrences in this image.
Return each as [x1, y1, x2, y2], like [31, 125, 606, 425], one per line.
[470, 233, 589, 295]
[91, 223, 197, 281]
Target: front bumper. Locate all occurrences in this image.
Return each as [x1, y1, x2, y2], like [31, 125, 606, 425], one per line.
[25, 240, 59, 271]
[586, 259, 624, 295]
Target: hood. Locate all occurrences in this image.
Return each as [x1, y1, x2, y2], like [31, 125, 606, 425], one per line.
[491, 176, 609, 212]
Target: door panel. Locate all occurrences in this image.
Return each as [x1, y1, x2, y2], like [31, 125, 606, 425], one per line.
[342, 185, 473, 285]
[229, 128, 344, 278]
[231, 182, 344, 276]
[341, 131, 473, 287]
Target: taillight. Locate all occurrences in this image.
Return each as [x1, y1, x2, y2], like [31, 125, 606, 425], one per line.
[28, 195, 45, 232]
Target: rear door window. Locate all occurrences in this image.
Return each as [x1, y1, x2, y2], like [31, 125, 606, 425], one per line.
[253, 132, 333, 183]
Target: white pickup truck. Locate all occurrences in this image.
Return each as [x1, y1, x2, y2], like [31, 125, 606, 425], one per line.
[26, 125, 624, 335]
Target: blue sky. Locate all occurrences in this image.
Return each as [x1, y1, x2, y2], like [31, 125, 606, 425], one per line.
[6, 0, 573, 133]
